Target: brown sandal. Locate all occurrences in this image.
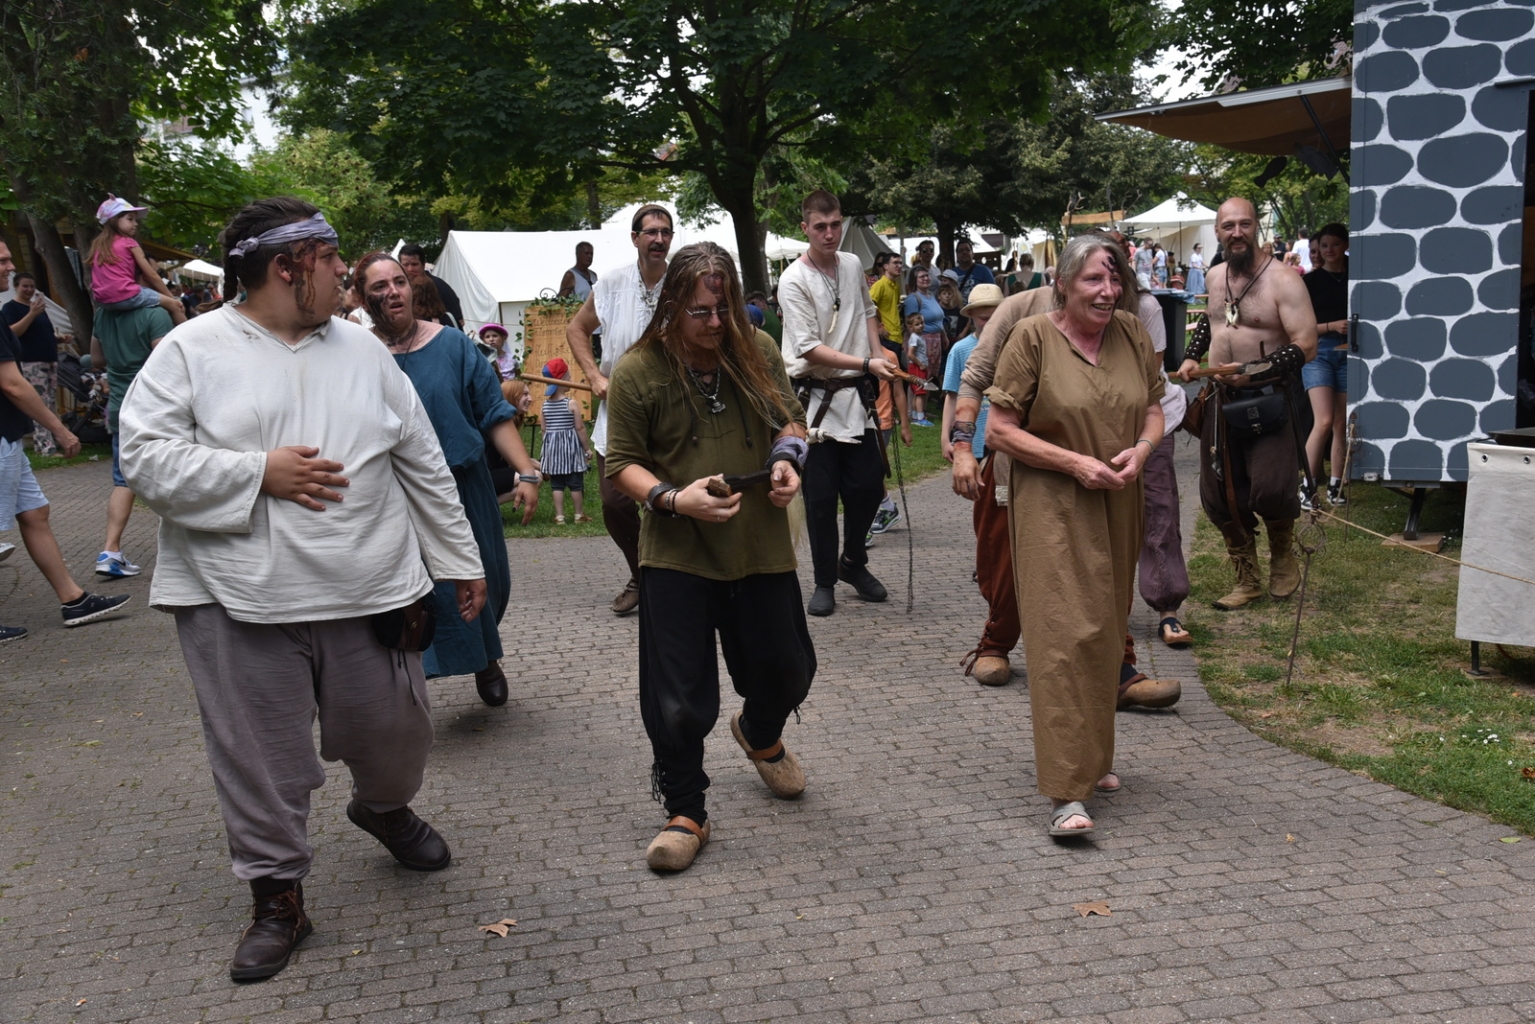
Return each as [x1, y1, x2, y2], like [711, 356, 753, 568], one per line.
[1158, 616, 1193, 647]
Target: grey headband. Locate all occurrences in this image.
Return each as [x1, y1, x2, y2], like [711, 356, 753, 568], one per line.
[228, 213, 338, 259]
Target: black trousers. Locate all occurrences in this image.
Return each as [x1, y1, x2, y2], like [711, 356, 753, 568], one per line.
[1199, 382, 1311, 544]
[637, 568, 817, 825]
[802, 430, 885, 587]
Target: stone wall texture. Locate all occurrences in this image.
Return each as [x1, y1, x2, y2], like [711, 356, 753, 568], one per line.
[1351, 0, 1532, 481]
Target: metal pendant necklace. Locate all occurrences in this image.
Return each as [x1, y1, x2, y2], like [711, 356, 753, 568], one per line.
[1223, 257, 1271, 328]
[686, 365, 725, 414]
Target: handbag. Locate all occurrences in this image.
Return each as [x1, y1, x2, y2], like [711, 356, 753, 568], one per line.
[370, 595, 438, 652]
[1220, 384, 1288, 438]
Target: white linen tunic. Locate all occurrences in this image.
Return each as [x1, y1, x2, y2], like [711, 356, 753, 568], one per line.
[778, 252, 879, 443]
[590, 260, 663, 456]
[119, 306, 481, 623]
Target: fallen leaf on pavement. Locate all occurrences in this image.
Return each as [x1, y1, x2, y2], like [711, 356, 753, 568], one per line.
[478, 918, 518, 937]
[1072, 901, 1111, 918]
[1522, 767, 1534, 780]
[1499, 837, 1521, 844]
[76, 999, 87, 1006]
[1286, 834, 1296, 842]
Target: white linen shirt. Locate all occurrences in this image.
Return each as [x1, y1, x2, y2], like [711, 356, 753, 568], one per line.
[118, 306, 482, 623]
[591, 260, 663, 456]
[778, 252, 879, 443]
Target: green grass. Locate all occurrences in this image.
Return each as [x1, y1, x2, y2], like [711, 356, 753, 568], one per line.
[26, 443, 112, 471]
[501, 415, 953, 539]
[1187, 482, 1535, 835]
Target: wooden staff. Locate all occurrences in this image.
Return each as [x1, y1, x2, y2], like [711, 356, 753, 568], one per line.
[519, 372, 594, 392]
[1185, 362, 1246, 379]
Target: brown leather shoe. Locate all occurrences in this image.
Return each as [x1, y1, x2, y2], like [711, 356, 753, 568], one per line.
[1117, 674, 1182, 710]
[730, 711, 806, 797]
[230, 880, 312, 982]
[611, 577, 640, 616]
[646, 815, 710, 871]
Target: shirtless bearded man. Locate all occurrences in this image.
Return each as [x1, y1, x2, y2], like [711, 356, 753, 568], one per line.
[1177, 198, 1318, 610]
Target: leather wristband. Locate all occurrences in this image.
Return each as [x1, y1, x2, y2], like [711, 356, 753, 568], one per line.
[1249, 343, 1306, 382]
[1185, 313, 1211, 364]
[950, 419, 977, 446]
[645, 482, 679, 517]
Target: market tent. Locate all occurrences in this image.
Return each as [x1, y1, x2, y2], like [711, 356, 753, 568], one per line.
[433, 203, 809, 340]
[839, 221, 887, 270]
[176, 258, 223, 282]
[1120, 193, 1219, 270]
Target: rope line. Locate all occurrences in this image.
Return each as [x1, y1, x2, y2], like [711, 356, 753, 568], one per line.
[1310, 506, 1535, 589]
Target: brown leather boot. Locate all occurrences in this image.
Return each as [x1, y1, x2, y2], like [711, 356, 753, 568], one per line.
[1213, 538, 1264, 610]
[230, 879, 311, 982]
[1266, 519, 1301, 598]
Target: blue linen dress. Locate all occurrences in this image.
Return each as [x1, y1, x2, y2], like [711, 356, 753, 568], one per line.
[392, 327, 516, 677]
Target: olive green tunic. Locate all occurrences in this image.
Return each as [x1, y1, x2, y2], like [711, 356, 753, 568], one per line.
[985, 311, 1164, 801]
[605, 331, 806, 581]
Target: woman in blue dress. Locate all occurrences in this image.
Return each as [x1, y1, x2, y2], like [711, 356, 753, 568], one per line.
[353, 252, 541, 707]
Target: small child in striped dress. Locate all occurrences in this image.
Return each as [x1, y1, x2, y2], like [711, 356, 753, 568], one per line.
[538, 358, 592, 524]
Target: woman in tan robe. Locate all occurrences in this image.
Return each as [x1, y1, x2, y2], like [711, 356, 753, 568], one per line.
[984, 234, 1165, 838]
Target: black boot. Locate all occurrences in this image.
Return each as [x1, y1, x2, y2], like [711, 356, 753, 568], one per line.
[230, 878, 312, 982]
[474, 660, 508, 706]
[347, 800, 452, 870]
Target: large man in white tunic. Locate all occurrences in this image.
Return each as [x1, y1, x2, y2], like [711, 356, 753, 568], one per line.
[120, 198, 485, 984]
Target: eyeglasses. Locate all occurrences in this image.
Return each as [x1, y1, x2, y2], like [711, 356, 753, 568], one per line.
[683, 305, 729, 321]
[637, 228, 674, 239]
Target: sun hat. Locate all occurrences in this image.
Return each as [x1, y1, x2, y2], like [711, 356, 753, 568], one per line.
[960, 283, 1005, 317]
[479, 323, 507, 338]
[939, 268, 961, 284]
[97, 194, 148, 225]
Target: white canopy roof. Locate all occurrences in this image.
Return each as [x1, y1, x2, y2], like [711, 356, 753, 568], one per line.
[434, 203, 809, 331]
[177, 258, 223, 281]
[1121, 194, 1218, 231]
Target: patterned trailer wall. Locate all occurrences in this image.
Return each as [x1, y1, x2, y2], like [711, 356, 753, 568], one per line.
[1351, 0, 1533, 482]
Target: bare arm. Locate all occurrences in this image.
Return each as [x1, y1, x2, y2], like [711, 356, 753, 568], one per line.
[130, 245, 173, 298]
[91, 336, 106, 372]
[0, 360, 78, 455]
[799, 316, 895, 379]
[565, 295, 606, 398]
[612, 463, 744, 521]
[572, 398, 592, 451]
[557, 270, 576, 299]
[1275, 270, 1320, 361]
[487, 417, 540, 525]
[11, 299, 43, 333]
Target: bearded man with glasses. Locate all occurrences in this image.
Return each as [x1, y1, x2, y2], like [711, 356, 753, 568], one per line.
[605, 242, 813, 872]
[568, 204, 675, 615]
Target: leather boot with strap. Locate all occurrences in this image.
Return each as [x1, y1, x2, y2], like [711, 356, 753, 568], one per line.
[230, 879, 312, 982]
[1266, 518, 1302, 598]
[1213, 537, 1264, 610]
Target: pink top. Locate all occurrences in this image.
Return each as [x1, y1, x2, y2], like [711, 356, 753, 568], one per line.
[90, 235, 142, 304]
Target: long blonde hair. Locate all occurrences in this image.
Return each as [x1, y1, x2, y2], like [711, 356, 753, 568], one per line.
[89, 214, 132, 268]
[632, 242, 793, 430]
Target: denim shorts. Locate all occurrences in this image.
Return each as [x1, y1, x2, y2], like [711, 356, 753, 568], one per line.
[1302, 340, 1348, 393]
[0, 436, 49, 532]
[111, 432, 128, 488]
[98, 286, 163, 312]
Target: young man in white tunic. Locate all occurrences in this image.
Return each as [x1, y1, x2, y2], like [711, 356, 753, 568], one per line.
[119, 198, 486, 983]
[778, 190, 898, 616]
[566, 204, 674, 615]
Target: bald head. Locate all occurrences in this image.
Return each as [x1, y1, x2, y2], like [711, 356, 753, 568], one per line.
[1217, 196, 1257, 223]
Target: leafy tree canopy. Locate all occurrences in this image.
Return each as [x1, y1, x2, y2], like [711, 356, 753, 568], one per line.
[1166, 0, 1354, 91]
[282, 0, 1160, 291]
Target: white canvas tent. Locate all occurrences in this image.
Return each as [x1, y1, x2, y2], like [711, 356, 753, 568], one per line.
[1119, 194, 1218, 269]
[434, 203, 807, 344]
[176, 258, 223, 282]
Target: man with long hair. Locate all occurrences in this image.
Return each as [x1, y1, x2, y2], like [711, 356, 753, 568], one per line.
[119, 198, 486, 981]
[779, 190, 897, 616]
[605, 242, 814, 873]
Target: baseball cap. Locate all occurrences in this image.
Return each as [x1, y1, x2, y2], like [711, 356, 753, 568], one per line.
[96, 194, 148, 225]
[542, 357, 570, 397]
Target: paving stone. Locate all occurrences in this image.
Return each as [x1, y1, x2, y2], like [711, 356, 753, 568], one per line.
[4, 448, 1535, 1022]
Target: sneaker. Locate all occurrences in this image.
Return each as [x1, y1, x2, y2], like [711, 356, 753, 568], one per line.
[94, 552, 142, 577]
[869, 506, 901, 535]
[1327, 484, 1347, 507]
[0, 542, 15, 563]
[0, 624, 27, 644]
[1299, 487, 1316, 513]
[61, 592, 132, 627]
[911, 417, 933, 427]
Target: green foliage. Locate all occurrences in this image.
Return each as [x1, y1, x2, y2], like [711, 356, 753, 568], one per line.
[1166, 0, 1355, 92]
[1185, 143, 1349, 238]
[283, 0, 1160, 290]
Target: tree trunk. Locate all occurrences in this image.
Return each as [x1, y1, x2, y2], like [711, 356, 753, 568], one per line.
[25, 211, 93, 343]
[935, 217, 957, 270]
[719, 187, 768, 297]
[585, 180, 601, 230]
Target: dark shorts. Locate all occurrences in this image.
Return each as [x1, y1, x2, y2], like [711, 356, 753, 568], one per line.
[548, 471, 585, 492]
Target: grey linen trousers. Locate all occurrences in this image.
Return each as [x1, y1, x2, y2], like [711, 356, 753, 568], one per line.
[175, 604, 435, 881]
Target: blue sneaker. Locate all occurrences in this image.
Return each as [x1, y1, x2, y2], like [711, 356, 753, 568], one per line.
[95, 552, 142, 578]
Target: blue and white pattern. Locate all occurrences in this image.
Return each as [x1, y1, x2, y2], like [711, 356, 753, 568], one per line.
[1350, 0, 1532, 482]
